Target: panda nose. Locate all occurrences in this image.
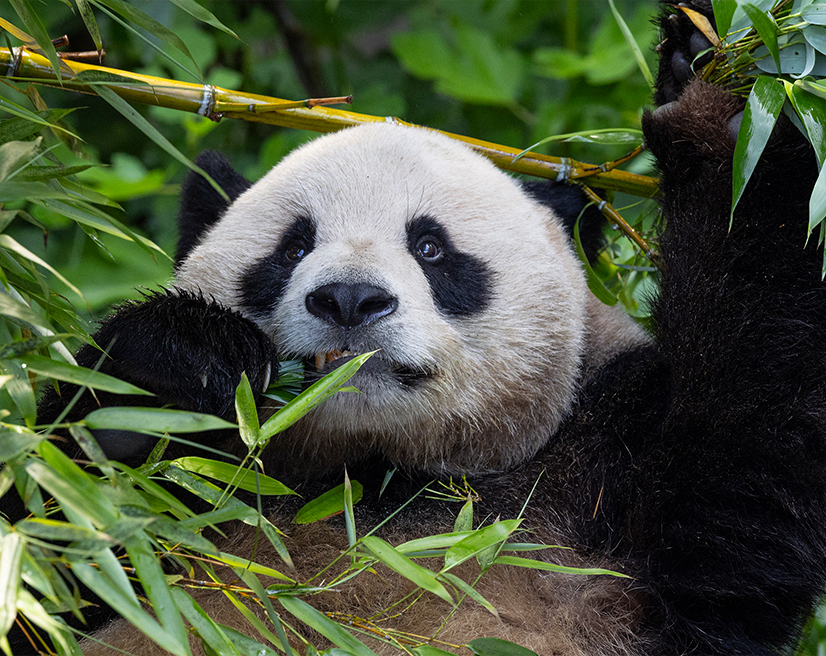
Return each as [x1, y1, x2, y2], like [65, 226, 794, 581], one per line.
[306, 283, 398, 328]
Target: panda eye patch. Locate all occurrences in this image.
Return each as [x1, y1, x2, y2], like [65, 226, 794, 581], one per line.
[241, 215, 316, 319]
[406, 215, 492, 317]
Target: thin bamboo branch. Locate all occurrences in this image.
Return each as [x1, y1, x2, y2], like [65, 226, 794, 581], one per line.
[0, 47, 659, 199]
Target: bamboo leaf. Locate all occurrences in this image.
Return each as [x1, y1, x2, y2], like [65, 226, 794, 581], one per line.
[0, 533, 23, 639]
[712, 0, 737, 38]
[90, 0, 200, 74]
[396, 531, 474, 555]
[14, 354, 151, 396]
[85, 407, 235, 433]
[8, 0, 62, 80]
[0, 139, 41, 182]
[167, 0, 239, 38]
[278, 596, 378, 656]
[75, 0, 103, 53]
[742, 3, 781, 72]
[361, 535, 453, 603]
[0, 234, 84, 300]
[413, 646, 458, 656]
[809, 161, 826, 238]
[467, 638, 538, 656]
[492, 555, 630, 578]
[786, 80, 826, 166]
[124, 535, 189, 653]
[234, 372, 259, 449]
[173, 457, 295, 496]
[0, 428, 43, 461]
[259, 352, 372, 443]
[16, 518, 113, 545]
[454, 498, 473, 533]
[441, 571, 499, 618]
[343, 468, 356, 548]
[731, 75, 786, 226]
[171, 588, 243, 656]
[444, 520, 521, 570]
[608, 0, 655, 91]
[574, 214, 618, 306]
[294, 481, 364, 524]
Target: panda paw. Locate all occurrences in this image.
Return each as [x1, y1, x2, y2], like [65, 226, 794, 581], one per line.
[52, 291, 278, 462]
[654, 0, 716, 106]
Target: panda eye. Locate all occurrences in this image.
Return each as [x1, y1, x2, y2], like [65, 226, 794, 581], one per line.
[416, 236, 442, 262]
[285, 242, 307, 262]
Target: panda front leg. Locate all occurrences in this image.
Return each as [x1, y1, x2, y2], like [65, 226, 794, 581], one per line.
[635, 2, 826, 653]
[37, 290, 277, 466]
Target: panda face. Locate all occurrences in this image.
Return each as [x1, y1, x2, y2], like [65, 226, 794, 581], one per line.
[174, 123, 590, 474]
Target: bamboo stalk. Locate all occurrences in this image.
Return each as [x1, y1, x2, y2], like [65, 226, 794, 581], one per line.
[0, 47, 659, 199]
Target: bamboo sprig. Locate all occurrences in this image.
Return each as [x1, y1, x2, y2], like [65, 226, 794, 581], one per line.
[0, 46, 658, 200]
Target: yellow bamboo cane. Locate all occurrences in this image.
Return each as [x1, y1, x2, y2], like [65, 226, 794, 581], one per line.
[0, 47, 658, 200]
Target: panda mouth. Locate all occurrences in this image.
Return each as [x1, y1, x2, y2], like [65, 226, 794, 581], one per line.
[306, 349, 431, 387]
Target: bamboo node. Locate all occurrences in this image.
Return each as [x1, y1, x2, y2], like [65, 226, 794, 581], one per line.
[198, 84, 217, 118]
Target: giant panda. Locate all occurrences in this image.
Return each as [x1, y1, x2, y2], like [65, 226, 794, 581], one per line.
[9, 1, 826, 654]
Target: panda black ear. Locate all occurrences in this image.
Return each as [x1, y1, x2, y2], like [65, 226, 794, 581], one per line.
[521, 180, 605, 265]
[176, 151, 252, 265]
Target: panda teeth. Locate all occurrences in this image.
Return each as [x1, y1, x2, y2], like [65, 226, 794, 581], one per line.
[314, 349, 358, 371]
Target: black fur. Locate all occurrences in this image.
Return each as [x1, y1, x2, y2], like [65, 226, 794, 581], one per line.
[176, 151, 252, 265]
[405, 215, 493, 316]
[521, 180, 606, 264]
[241, 215, 316, 320]
[8, 2, 826, 653]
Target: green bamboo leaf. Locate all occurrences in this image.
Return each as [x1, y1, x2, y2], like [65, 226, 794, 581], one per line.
[125, 535, 189, 653]
[731, 76, 786, 226]
[259, 352, 373, 443]
[444, 520, 521, 570]
[211, 552, 294, 583]
[809, 162, 826, 238]
[92, 84, 227, 201]
[234, 372, 259, 449]
[16, 164, 94, 182]
[171, 588, 243, 656]
[0, 109, 78, 143]
[0, 293, 55, 334]
[71, 560, 186, 654]
[173, 456, 295, 496]
[441, 572, 499, 618]
[786, 80, 826, 166]
[0, 234, 84, 300]
[607, 0, 654, 91]
[361, 535, 453, 603]
[234, 567, 298, 656]
[279, 596, 378, 656]
[742, 4, 781, 73]
[0, 533, 23, 639]
[162, 466, 294, 569]
[85, 407, 235, 433]
[90, 0, 200, 74]
[492, 555, 630, 578]
[0, 139, 41, 182]
[343, 469, 356, 548]
[712, 0, 737, 38]
[14, 354, 151, 396]
[294, 481, 364, 524]
[574, 214, 617, 306]
[75, 0, 102, 52]
[396, 531, 474, 555]
[16, 518, 113, 544]
[467, 637, 538, 656]
[30, 441, 118, 526]
[454, 498, 473, 533]
[413, 647, 457, 656]
[167, 0, 239, 38]
[219, 626, 282, 656]
[0, 428, 43, 461]
[8, 0, 62, 81]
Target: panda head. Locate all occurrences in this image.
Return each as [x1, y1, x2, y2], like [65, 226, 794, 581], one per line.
[175, 123, 639, 475]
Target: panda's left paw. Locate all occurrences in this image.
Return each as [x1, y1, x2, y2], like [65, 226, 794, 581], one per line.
[654, 0, 717, 106]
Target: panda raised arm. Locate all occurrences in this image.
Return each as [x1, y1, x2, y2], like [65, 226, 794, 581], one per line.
[16, 1, 826, 654]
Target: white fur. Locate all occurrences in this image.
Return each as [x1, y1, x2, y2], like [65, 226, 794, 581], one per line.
[175, 124, 616, 474]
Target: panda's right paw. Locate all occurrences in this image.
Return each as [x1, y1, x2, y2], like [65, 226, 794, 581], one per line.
[50, 291, 278, 462]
